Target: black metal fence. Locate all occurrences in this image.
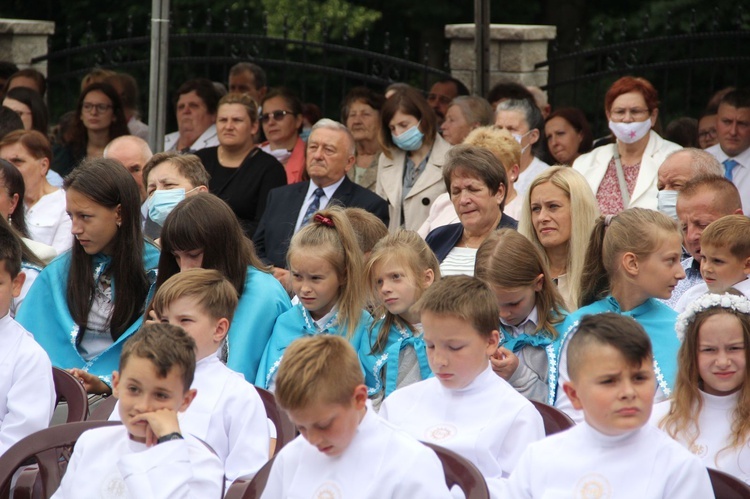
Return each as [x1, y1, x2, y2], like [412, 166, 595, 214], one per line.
[538, 10, 750, 136]
[33, 10, 451, 127]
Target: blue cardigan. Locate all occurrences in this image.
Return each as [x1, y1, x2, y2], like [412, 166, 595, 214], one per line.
[225, 266, 292, 382]
[425, 214, 518, 263]
[16, 242, 160, 386]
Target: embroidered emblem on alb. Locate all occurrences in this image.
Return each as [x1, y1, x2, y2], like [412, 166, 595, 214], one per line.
[100, 472, 127, 498]
[314, 480, 342, 499]
[574, 472, 612, 499]
[424, 423, 458, 442]
[689, 443, 708, 458]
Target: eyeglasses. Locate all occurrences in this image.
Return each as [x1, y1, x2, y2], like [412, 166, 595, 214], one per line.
[82, 103, 113, 114]
[610, 107, 650, 120]
[260, 110, 293, 123]
[698, 127, 717, 140]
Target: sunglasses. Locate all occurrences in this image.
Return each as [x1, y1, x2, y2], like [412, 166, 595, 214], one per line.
[260, 110, 293, 123]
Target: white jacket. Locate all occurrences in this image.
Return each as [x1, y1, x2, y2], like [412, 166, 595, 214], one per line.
[573, 131, 681, 210]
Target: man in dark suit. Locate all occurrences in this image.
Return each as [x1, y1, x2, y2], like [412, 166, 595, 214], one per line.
[253, 118, 389, 285]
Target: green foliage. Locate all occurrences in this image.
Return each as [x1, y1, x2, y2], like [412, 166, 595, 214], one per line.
[261, 0, 381, 40]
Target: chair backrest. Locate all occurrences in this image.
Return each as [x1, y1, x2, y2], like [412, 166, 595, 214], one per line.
[255, 387, 297, 455]
[530, 400, 575, 436]
[0, 421, 120, 499]
[51, 367, 89, 424]
[224, 456, 277, 499]
[708, 468, 750, 498]
[87, 395, 118, 421]
[422, 442, 490, 499]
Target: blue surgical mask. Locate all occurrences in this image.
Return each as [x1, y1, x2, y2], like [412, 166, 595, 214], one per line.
[392, 122, 424, 152]
[300, 127, 312, 142]
[657, 189, 679, 221]
[148, 188, 191, 225]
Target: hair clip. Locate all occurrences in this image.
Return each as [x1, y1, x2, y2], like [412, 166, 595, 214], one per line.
[314, 214, 334, 227]
[604, 214, 615, 227]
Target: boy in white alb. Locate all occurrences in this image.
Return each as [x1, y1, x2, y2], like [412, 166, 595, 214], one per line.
[504, 313, 715, 498]
[52, 324, 223, 498]
[261, 335, 452, 499]
[380, 276, 545, 498]
[0, 227, 54, 455]
[674, 215, 750, 312]
[112, 269, 270, 491]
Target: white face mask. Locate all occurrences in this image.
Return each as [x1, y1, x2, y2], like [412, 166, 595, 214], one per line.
[657, 190, 679, 221]
[512, 130, 532, 155]
[608, 119, 652, 144]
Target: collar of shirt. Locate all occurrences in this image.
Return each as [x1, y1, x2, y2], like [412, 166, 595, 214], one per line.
[500, 306, 539, 336]
[305, 176, 345, 203]
[313, 306, 338, 330]
[294, 176, 347, 233]
[708, 142, 750, 166]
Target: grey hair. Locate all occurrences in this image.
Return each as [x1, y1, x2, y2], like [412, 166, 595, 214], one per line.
[103, 135, 153, 165]
[662, 148, 724, 177]
[496, 98, 544, 132]
[229, 62, 267, 89]
[450, 96, 494, 128]
[311, 118, 356, 156]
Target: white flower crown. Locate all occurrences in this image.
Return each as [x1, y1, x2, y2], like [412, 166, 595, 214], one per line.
[675, 293, 750, 342]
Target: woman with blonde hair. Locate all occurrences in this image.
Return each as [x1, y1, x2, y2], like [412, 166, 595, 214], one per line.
[519, 166, 599, 310]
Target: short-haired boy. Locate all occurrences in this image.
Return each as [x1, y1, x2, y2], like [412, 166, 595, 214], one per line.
[380, 275, 545, 497]
[52, 324, 223, 497]
[0, 225, 54, 455]
[262, 335, 452, 498]
[675, 214, 750, 312]
[503, 313, 714, 498]
[112, 269, 270, 490]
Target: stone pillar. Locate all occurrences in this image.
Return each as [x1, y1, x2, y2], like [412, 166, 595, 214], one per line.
[0, 19, 55, 76]
[445, 24, 556, 95]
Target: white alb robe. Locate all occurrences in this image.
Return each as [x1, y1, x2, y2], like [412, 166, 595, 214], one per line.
[651, 390, 750, 484]
[110, 354, 270, 490]
[261, 403, 452, 498]
[380, 364, 545, 498]
[503, 422, 715, 498]
[0, 312, 54, 455]
[51, 425, 224, 498]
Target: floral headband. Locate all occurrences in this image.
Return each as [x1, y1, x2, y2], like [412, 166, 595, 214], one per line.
[675, 293, 750, 342]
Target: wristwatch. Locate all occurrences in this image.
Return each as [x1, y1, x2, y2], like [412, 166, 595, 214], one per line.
[156, 432, 184, 444]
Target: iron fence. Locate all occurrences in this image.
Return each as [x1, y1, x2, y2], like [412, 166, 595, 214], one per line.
[537, 9, 750, 136]
[32, 10, 451, 128]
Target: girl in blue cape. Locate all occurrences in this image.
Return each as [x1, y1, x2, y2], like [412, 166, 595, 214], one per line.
[256, 207, 372, 389]
[360, 230, 438, 408]
[153, 193, 291, 382]
[16, 158, 160, 394]
[475, 229, 568, 405]
[554, 208, 686, 421]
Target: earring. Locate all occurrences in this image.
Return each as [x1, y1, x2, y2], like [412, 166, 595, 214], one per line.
[116, 221, 121, 228]
[7, 215, 11, 224]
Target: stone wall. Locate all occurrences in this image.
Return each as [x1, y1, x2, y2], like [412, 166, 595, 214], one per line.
[0, 19, 55, 76]
[445, 23, 556, 94]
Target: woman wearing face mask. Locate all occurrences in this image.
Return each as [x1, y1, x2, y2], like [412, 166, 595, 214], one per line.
[376, 86, 452, 232]
[142, 152, 210, 240]
[495, 98, 549, 200]
[572, 76, 682, 215]
[196, 93, 287, 237]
